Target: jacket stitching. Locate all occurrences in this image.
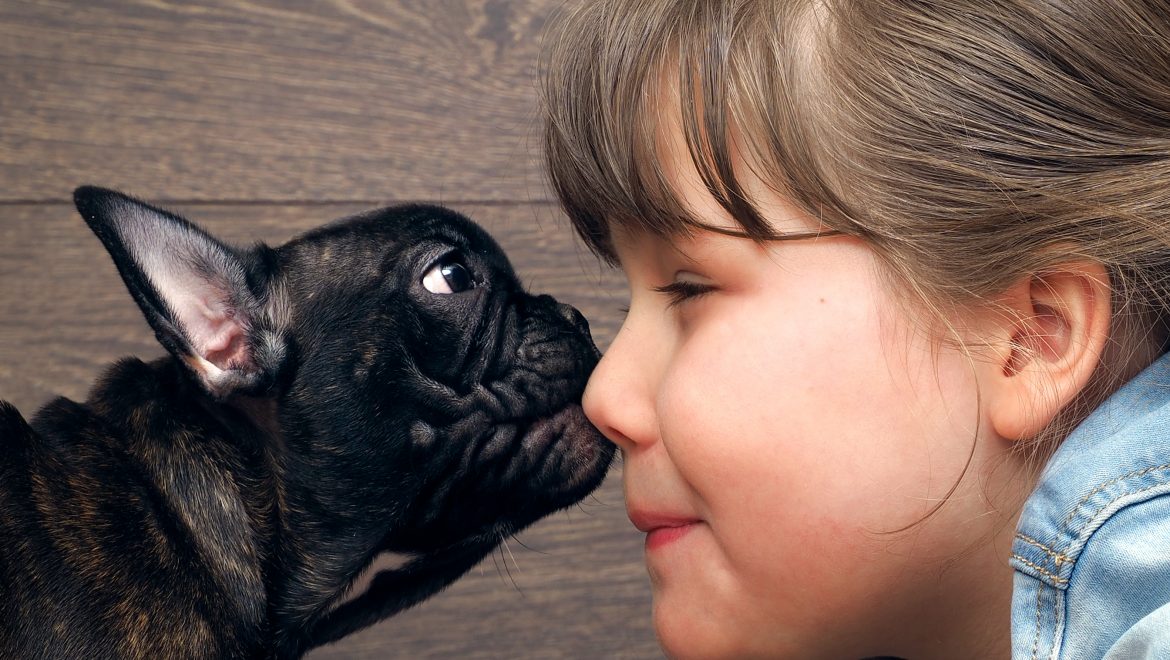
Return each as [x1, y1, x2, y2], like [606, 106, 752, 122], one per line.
[1032, 579, 1042, 660]
[1011, 554, 1069, 585]
[1014, 482, 1170, 589]
[1014, 533, 1069, 566]
[1059, 463, 1170, 529]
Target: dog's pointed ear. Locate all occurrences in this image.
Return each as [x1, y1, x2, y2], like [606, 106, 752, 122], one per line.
[73, 186, 289, 399]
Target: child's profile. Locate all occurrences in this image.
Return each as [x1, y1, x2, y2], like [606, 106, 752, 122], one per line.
[541, 0, 1170, 658]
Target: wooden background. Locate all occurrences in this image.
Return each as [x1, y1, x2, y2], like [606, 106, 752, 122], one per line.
[0, 1, 659, 657]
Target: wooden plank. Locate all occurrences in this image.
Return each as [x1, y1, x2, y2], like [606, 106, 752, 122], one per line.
[0, 0, 562, 202]
[0, 201, 655, 658]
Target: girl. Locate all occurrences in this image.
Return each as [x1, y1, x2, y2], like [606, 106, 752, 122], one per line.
[540, 1, 1170, 658]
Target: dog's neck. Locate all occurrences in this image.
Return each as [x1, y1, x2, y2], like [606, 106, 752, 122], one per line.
[217, 391, 394, 653]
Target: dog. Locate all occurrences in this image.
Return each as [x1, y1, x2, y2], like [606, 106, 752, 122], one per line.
[0, 187, 614, 659]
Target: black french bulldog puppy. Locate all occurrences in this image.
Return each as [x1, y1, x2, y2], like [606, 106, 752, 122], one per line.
[0, 187, 613, 659]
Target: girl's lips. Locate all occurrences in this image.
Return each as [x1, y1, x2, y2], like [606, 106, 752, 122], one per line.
[628, 510, 701, 551]
[644, 522, 698, 551]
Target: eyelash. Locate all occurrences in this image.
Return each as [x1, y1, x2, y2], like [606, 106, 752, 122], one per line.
[652, 280, 716, 308]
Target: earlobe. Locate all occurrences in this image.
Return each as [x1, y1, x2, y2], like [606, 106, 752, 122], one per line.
[985, 262, 1111, 440]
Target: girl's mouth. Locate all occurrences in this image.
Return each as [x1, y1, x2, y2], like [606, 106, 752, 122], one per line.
[628, 510, 701, 551]
[644, 522, 699, 551]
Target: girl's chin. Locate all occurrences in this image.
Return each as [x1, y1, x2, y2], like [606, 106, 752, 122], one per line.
[651, 593, 744, 659]
[652, 589, 816, 659]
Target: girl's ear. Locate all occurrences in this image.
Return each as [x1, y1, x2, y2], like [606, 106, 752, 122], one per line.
[983, 262, 1112, 440]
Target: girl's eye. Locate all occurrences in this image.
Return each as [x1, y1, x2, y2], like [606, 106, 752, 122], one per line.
[422, 254, 477, 294]
[652, 277, 716, 308]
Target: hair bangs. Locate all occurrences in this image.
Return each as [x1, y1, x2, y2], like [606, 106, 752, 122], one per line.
[542, 1, 850, 263]
[541, 0, 683, 263]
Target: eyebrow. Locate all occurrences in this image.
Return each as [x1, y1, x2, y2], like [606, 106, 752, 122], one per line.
[771, 229, 844, 241]
[691, 224, 846, 242]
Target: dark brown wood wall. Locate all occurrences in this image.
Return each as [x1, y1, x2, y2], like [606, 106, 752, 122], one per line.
[0, 1, 658, 657]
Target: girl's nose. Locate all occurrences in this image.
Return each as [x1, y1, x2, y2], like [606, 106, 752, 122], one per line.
[582, 320, 658, 452]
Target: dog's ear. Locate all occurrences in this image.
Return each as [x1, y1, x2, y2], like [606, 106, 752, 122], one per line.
[73, 186, 288, 399]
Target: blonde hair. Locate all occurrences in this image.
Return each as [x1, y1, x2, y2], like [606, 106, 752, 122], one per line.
[541, 0, 1170, 454]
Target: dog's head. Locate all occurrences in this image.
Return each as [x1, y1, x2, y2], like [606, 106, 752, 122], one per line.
[72, 186, 613, 560]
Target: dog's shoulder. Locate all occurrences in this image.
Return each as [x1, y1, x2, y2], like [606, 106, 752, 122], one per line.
[1, 355, 269, 658]
[0, 400, 35, 448]
[10, 357, 169, 454]
[4, 356, 197, 513]
[1, 392, 114, 468]
[85, 355, 193, 425]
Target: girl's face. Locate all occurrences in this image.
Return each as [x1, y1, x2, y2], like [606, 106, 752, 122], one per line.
[583, 126, 1029, 658]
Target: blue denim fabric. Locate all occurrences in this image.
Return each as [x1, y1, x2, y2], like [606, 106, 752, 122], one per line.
[1012, 352, 1170, 659]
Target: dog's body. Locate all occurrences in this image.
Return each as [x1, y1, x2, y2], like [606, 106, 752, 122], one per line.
[0, 188, 613, 659]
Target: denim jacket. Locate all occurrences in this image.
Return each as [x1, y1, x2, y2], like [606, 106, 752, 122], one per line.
[1012, 352, 1170, 659]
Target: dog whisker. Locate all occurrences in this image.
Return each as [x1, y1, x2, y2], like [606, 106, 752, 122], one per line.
[499, 537, 524, 596]
[509, 534, 547, 556]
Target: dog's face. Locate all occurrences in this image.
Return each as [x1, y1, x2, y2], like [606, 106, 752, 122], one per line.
[274, 205, 612, 552]
[73, 186, 612, 583]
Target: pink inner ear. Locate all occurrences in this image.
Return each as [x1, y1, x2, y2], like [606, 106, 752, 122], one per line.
[176, 287, 252, 371]
[202, 317, 251, 370]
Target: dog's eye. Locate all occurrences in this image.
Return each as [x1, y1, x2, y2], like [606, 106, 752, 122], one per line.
[422, 254, 476, 294]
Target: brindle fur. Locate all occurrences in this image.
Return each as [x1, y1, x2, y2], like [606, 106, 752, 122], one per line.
[0, 187, 613, 659]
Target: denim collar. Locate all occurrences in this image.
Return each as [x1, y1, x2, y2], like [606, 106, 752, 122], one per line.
[1012, 351, 1170, 588]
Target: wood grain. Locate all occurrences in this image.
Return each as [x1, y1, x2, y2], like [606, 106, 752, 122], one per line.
[0, 0, 560, 202]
